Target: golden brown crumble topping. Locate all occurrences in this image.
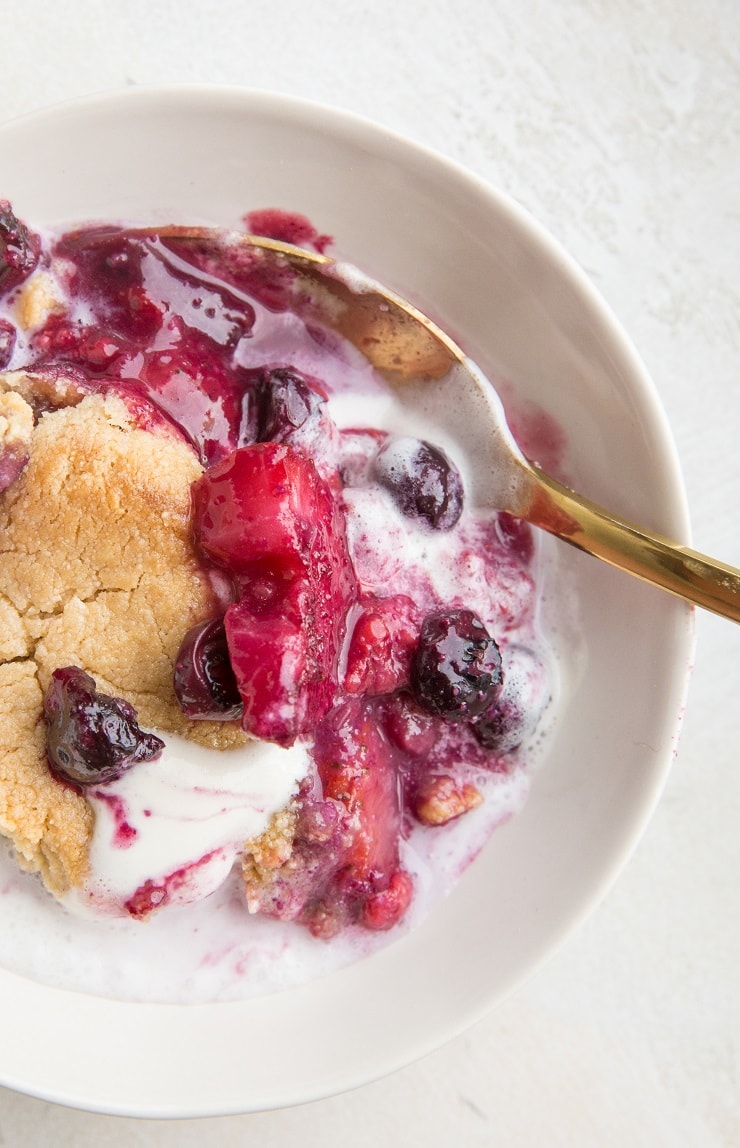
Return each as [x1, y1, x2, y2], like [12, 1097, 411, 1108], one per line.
[0, 383, 248, 895]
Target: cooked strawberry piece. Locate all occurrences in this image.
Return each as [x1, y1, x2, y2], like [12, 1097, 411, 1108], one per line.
[193, 443, 357, 744]
[343, 594, 420, 696]
[245, 698, 412, 936]
[194, 442, 316, 571]
[295, 697, 412, 934]
[361, 870, 414, 931]
[383, 693, 437, 756]
[315, 698, 402, 882]
[224, 604, 319, 744]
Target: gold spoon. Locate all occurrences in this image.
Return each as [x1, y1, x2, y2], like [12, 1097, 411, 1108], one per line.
[157, 228, 740, 623]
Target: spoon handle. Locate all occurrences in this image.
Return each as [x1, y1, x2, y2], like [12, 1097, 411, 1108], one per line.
[526, 467, 740, 622]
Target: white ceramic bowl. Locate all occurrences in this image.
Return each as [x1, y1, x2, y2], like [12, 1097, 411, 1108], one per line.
[0, 86, 693, 1116]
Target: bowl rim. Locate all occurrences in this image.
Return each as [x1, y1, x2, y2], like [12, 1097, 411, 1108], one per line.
[0, 83, 695, 1117]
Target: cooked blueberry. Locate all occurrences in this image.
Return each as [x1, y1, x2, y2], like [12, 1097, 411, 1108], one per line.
[410, 608, 502, 721]
[0, 319, 16, 369]
[44, 666, 164, 786]
[372, 437, 463, 530]
[472, 645, 549, 752]
[0, 202, 40, 293]
[257, 367, 327, 442]
[174, 617, 243, 720]
[471, 698, 521, 751]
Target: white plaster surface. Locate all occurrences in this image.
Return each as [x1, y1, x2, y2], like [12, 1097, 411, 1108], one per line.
[1, 0, 739, 1143]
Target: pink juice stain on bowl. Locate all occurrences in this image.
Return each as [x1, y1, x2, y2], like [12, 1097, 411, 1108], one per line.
[243, 208, 334, 254]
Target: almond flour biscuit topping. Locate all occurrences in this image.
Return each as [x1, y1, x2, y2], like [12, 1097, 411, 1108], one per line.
[0, 385, 245, 895]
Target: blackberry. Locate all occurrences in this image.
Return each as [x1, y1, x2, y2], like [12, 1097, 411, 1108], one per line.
[410, 608, 502, 721]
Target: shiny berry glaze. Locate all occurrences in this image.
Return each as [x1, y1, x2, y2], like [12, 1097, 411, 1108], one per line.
[27, 228, 269, 465]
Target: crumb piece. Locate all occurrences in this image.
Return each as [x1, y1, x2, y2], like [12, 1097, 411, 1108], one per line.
[413, 776, 483, 826]
[242, 804, 298, 912]
[13, 271, 63, 331]
[0, 390, 33, 451]
[0, 368, 88, 411]
[244, 804, 298, 871]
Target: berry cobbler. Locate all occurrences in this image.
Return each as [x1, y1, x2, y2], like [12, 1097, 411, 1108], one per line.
[0, 202, 558, 991]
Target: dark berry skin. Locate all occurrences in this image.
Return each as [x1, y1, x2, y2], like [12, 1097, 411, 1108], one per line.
[44, 666, 164, 786]
[0, 202, 40, 294]
[240, 366, 327, 446]
[472, 646, 548, 753]
[174, 617, 243, 721]
[410, 609, 503, 722]
[0, 319, 16, 370]
[258, 366, 327, 442]
[372, 436, 464, 531]
[472, 698, 524, 752]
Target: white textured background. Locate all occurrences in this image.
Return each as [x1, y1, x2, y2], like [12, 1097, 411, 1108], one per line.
[2, 1, 739, 1144]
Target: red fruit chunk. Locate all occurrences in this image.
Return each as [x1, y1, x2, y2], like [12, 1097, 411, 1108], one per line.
[361, 870, 414, 931]
[194, 441, 316, 572]
[383, 694, 437, 757]
[343, 594, 419, 696]
[242, 700, 412, 937]
[316, 700, 402, 882]
[194, 443, 357, 744]
[224, 605, 314, 744]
